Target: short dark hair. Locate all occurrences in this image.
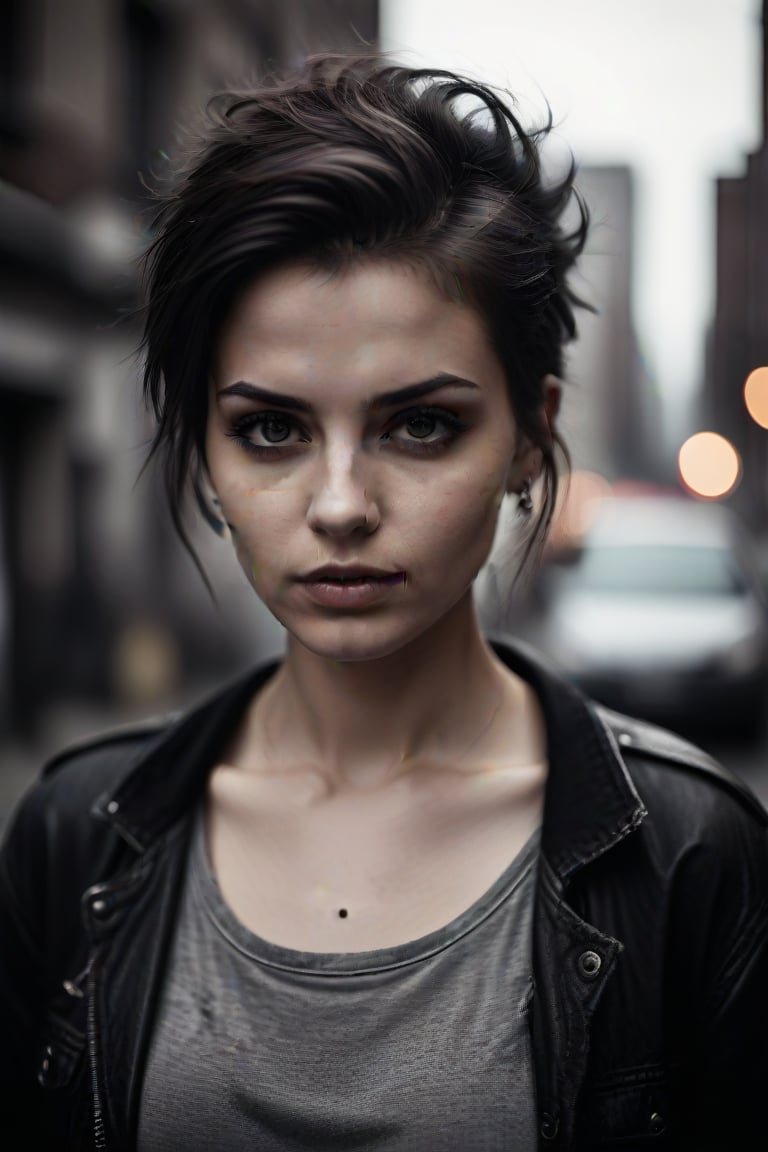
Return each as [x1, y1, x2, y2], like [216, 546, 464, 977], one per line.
[140, 51, 589, 582]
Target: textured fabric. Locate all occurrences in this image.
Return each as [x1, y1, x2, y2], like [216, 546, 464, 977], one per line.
[3, 638, 768, 1149]
[137, 803, 541, 1151]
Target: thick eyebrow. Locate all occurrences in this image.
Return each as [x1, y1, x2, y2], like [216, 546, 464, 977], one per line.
[216, 373, 481, 412]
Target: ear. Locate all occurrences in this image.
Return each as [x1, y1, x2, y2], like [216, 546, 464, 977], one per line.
[506, 374, 562, 494]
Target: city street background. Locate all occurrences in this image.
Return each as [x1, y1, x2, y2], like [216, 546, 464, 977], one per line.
[1, 0, 767, 829]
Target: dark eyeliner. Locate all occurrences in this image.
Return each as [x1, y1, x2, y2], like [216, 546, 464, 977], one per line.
[225, 404, 470, 457]
[226, 411, 307, 455]
[383, 405, 470, 454]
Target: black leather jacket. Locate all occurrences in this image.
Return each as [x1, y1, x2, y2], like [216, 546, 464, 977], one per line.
[2, 637, 767, 1151]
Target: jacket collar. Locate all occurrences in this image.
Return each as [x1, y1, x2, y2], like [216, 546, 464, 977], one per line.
[488, 636, 647, 879]
[95, 634, 646, 881]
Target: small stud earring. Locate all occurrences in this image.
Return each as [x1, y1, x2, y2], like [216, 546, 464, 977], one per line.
[517, 477, 534, 516]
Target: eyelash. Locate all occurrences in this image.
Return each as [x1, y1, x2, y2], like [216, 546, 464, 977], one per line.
[226, 406, 470, 459]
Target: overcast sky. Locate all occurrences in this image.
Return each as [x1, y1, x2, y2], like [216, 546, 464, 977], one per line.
[381, 0, 763, 447]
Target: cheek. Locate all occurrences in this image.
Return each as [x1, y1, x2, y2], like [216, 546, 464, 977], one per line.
[217, 474, 279, 525]
[216, 483, 294, 576]
[412, 470, 507, 564]
[459, 480, 505, 540]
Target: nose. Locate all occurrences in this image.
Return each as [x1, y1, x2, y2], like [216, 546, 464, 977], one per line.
[306, 439, 380, 536]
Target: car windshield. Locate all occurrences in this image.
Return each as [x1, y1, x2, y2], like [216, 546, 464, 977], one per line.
[569, 544, 747, 596]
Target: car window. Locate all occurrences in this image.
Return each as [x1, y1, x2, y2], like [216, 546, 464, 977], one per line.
[569, 544, 747, 596]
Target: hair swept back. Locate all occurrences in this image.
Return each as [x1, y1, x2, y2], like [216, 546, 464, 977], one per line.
[139, 50, 590, 585]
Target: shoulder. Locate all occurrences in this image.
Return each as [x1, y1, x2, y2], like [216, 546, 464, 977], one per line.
[42, 713, 180, 788]
[594, 707, 768, 967]
[489, 630, 767, 836]
[594, 704, 768, 881]
[41, 713, 180, 812]
[0, 715, 181, 938]
[2, 714, 179, 866]
[598, 703, 766, 817]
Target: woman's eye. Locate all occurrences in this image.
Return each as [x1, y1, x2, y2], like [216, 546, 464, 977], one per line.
[400, 413, 439, 439]
[253, 415, 295, 444]
[229, 412, 307, 450]
[227, 405, 468, 457]
[386, 406, 469, 452]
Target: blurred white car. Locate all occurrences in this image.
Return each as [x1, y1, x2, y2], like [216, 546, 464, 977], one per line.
[532, 497, 768, 739]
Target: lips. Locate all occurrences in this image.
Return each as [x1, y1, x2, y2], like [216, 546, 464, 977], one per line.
[300, 565, 402, 583]
[298, 570, 406, 608]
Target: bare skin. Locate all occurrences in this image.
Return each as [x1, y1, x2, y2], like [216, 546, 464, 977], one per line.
[203, 258, 558, 950]
[207, 663, 547, 951]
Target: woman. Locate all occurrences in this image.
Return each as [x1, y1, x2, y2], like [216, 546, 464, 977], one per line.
[1, 53, 766, 1151]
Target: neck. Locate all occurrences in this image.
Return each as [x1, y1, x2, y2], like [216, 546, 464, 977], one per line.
[239, 593, 520, 791]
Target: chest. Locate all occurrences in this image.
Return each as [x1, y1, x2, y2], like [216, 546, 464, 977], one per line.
[139, 811, 543, 1152]
[205, 762, 546, 952]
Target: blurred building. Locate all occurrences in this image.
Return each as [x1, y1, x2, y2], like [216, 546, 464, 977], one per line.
[705, 0, 768, 532]
[0, 0, 663, 743]
[469, 164, 663, 638]
[560, 164, 662, 484]
[0, 0, 377, 740]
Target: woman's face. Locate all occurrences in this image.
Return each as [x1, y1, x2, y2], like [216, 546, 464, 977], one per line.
[206, 258, 527, 662]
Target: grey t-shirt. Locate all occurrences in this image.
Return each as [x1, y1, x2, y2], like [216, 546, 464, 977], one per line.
[138, 803, 541, 1151]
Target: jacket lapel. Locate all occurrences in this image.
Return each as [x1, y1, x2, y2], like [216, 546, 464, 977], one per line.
[483, 638, 647, 1148]
[87, 636, 647, 1149]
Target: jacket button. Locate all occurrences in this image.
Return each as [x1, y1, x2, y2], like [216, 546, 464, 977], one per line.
[577, 949, 602, 979]
[37, 1044, 54, 1086]
[91, 897, 110, 918]
[649, 1112, 666, 1135]
[540, 1112, 559, 1141]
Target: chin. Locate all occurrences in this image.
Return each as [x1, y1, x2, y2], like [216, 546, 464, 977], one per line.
[281, 599, 465, 665]
[290, 620, 422, 663]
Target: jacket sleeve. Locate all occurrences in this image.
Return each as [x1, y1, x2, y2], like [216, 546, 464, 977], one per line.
[674, 792, 768, 1149]
[0, 749, 130, 1149]
[0, 777, 55, 1142]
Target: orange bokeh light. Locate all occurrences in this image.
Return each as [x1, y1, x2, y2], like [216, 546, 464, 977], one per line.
[744, 366, 768, 429]
[677, 432, 741, 500]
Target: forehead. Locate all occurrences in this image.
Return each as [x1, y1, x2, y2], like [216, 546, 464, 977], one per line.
[214, 259, 500, 397]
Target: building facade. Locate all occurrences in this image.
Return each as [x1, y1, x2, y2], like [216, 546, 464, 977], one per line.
[705, 1, 768, 531]
[0, 0, 377, 739]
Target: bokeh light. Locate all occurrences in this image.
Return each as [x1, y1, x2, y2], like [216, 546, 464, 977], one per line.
[744, 366, 768, 429]
[677, 432, 741, 499]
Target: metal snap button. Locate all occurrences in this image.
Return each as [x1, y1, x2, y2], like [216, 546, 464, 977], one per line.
[649, 1111, 666, 1135]
[577, 949, 602, 979]
[540, 1112, 559, 1141]
[91, 897, 110, 918]
[37, 1044, 54, 1086]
